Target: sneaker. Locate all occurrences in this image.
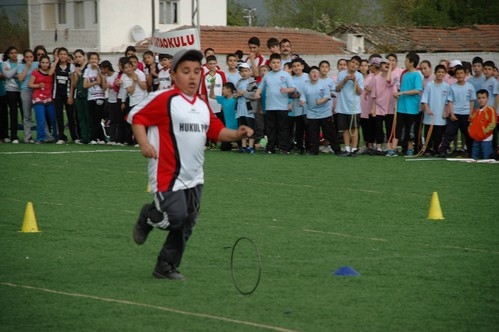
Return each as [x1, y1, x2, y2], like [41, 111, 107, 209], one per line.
[153, 260, 185, 280]
[3, 138, 11, 143]
[247, 147, 255, 154]
[133, 204, 153, 245]
[12, 139, 19, 144]
[24, 139, 35, 144]
[385, 149, 398, 157]
[406, 149, 414, 156]
[97, 139, 106, 145]
[239, 147, 246, 153]
[350, 149, 359, 157]
[89, 140, 98, 145]
[56, 139, 65, 145]
[74, 139, 83, 144]
[340, 151, 350, 157]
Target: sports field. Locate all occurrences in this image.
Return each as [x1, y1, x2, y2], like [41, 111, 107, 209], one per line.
[1, 144, 498, 331]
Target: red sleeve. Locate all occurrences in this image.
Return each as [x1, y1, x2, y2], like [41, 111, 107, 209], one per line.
[207, 108, 225, 141]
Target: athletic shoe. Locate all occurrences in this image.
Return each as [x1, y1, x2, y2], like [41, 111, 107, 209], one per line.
[385, 149, 397, 157]
[56, 140, 65, 145]
[239, 147, 246, 153]
[153, 260, 185, 280]
[133, 204, 153, 245]
[89, 140, 98, 145]
[246, 147, 255, 154]
[12, 139, 19, 144]
[3, 138, 11, 143]
[97, 139, 106, 145]
[24, 139, 35, 144]
[75, 139, 83, 144]
[340, 151, 350, 157]
[406, 149, 414, 156]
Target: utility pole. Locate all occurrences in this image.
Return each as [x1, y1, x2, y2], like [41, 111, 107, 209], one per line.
[192, 0, 200, 27]
[243, 8, 256, 26]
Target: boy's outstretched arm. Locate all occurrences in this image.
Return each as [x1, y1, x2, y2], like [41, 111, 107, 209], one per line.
[132, 124, 158, 159]
[218, 125, 254, 142]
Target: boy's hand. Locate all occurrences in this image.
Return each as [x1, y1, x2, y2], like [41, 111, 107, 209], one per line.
[236, 125, 254, 139]
[140, 142, 158, 159]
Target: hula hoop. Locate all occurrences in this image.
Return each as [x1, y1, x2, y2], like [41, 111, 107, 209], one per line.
[230, 237, 262, 295]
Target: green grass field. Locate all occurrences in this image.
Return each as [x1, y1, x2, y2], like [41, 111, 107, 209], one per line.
[1, 143, 498, 331]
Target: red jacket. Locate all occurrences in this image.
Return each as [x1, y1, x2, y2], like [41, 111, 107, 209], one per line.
[468, 105, 497, 141]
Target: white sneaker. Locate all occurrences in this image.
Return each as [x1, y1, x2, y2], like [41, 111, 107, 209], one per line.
[56, 140, 65, 145]
[89, 140, 98, 145]
[3, 138, 11, 143]
[12, 139, 19, 144]
[24, 139, 35, 144]
[74, 139, 82, 144]
[97, 139, 106, 145]
[107, 141, 116, 145]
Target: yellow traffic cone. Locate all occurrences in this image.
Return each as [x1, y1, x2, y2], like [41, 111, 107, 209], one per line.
[427, 192, 444, 220]
[20, 202, 41, 233]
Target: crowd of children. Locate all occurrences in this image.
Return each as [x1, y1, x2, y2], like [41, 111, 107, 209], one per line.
[0, 39, 498, 159]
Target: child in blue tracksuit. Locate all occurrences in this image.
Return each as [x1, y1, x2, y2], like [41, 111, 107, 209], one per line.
[254, 53, 296, 154]
[300, 66, 341, 155]
[235, 63, 258, 153]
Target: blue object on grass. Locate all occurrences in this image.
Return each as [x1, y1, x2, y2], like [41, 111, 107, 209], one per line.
[333, 266, 360, 276]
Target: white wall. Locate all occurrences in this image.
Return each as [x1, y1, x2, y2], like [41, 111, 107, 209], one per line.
[99, 0, 154, 53]
[29, 0, 227, 54]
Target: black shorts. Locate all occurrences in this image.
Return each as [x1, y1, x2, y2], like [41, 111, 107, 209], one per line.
[238, 117, 255, 138]
[336, 113, 360, 131]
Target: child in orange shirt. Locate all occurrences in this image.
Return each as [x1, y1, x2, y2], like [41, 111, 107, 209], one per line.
[469, 89, 498, 159]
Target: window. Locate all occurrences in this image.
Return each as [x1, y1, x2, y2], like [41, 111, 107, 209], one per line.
[74, 1, 84, 29]
[159, 0, 178, 24]
[57, 0, 67, 24]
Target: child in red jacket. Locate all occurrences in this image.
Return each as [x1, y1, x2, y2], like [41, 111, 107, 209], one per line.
[469, 89, 498, 159]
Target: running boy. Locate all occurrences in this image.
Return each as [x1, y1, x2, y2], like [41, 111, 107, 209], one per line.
[129, 49, 253, 280]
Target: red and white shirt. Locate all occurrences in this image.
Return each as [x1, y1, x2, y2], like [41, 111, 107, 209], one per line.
[127, 87, 225, 193]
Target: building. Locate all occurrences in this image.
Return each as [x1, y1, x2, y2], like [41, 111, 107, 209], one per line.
[28, 0, 227, 53]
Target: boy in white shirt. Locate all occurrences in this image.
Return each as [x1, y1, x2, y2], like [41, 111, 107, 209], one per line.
[157, 53, 172, 90]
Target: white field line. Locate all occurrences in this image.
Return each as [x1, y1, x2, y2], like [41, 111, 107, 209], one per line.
[0, 149, 140, 155]
[303, 228, 388, 242]
[0, 282, 299, 332]
[304, 228, 499, 254]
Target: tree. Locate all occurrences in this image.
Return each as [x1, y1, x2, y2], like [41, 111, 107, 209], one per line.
[263, 0, 374, 33]
[0, 7, 29, 53]
[378, 0, 499, 27]
[227, 0, 247, 26]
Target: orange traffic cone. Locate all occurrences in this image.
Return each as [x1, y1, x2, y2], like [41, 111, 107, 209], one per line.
[427, 192, 444, 220]
[20, 202, 41, 233]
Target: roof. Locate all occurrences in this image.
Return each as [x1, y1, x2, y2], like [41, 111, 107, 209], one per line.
[137, 25, 346, 55]
[331, 24, 499, 53]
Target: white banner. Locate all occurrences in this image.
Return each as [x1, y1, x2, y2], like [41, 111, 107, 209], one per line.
[151, 28, 201, 54]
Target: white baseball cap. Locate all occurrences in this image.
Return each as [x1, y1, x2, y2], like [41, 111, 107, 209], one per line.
[449, 59, 462, 68]
[171, 49, 203, 71]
